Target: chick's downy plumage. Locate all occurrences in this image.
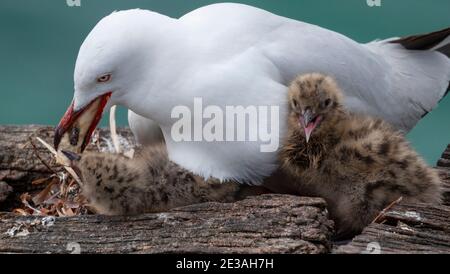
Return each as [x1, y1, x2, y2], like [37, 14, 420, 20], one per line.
[281, 73, 443, 237]
[73, 145, 244, 215]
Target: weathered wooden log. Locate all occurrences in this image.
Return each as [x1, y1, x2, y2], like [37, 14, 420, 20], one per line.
[0, 194, 333, 254]
[334, 202, 450, 254]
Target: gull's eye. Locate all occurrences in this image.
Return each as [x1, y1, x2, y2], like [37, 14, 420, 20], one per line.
[97, 74, 112, 83]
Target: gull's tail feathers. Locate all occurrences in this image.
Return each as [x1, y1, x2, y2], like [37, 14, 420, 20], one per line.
[391, 27, 450, 96]
[365, 27, 450, 131]
[390, 27, 450, 57]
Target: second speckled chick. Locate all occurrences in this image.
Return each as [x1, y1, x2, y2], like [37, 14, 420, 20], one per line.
[281, 73, 443, 237]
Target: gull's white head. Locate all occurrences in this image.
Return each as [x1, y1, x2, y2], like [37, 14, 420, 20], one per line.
[54, 9, 172, 152]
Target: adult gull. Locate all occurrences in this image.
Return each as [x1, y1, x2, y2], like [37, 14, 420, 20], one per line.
[54, 3, 450, 184]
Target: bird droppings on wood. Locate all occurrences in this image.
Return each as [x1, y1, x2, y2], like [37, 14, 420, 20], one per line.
[390, 210, 423, 222]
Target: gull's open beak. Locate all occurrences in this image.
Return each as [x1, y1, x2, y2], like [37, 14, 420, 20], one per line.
[299, 109, 322, 143]
[54, 92, 112, 153]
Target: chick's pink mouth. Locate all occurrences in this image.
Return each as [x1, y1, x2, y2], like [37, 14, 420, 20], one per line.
[299, 115, 322, 142]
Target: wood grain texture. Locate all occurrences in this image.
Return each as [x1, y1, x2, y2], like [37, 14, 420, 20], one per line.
[0, 194, 333, 254]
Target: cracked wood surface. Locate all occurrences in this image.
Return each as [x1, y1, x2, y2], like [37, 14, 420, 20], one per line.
[0, 194, 333, 254]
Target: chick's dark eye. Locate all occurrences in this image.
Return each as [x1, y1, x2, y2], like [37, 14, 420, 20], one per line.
[97, 74, 111, 83]
[323, 98, 332, 108]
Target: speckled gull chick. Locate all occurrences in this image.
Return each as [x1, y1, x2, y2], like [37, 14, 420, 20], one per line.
[54, 3, 450, 184]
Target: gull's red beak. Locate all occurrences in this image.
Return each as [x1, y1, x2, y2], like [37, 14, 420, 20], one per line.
[54, 92, 112, 153]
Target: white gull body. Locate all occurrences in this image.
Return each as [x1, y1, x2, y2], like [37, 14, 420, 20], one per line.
[73, 3, 450, 183]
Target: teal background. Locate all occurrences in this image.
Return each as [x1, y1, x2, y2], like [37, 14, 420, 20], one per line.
[0, 0, 449, 164]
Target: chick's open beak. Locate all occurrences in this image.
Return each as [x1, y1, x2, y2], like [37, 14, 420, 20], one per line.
[299, 109, 322, 143]
[54, 92, 112, 153]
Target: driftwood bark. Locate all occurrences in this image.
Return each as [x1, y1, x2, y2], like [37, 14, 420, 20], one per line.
[334, 203, 450, 254]
[0, 194, 333, 254]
